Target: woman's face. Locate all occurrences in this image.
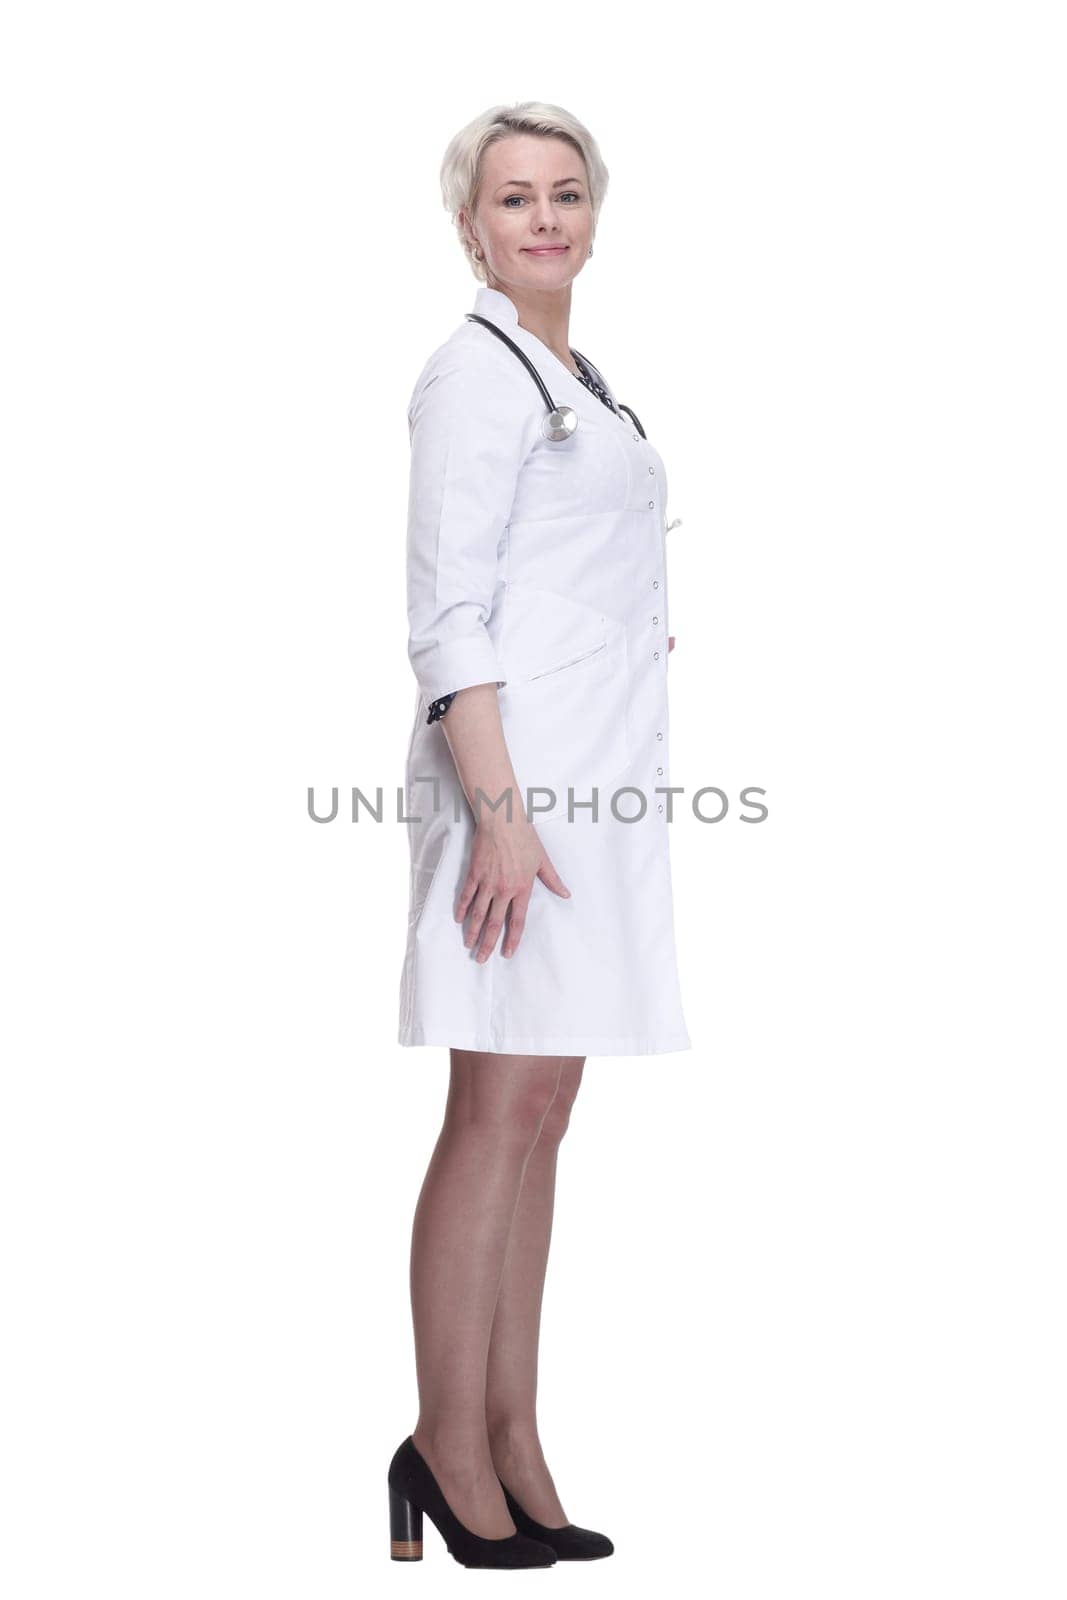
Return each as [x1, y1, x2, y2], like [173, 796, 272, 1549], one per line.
[463, 133, 593, 295]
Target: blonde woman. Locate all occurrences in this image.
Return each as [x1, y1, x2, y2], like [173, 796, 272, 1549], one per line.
[390, 102, 690, 1569]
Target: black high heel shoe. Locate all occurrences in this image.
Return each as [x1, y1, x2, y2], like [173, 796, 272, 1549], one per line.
[387, 1436, 557, 1568]
[497, 1476, 615, 1561]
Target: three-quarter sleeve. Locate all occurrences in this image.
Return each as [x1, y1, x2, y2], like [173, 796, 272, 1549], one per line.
[405, 352, 534, 713]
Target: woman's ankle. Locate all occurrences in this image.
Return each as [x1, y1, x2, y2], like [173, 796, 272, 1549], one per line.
[486, 1414, 541, 1462]
[413, 1420, 496, 1476]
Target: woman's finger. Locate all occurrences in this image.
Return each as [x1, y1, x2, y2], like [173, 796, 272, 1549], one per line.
[460, 880, 494, 950]
[535, 852, 570, 898]
[501, 885, 533, 958]
[668, 634, 675, 653]
[454, 864, 483, 923]
[474, 894, 511, 963]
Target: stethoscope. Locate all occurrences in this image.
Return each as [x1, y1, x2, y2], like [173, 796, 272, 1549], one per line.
[465, 312, 647, 442]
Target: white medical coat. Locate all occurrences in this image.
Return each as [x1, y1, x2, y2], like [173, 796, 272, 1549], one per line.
[398, 285, 691, 1056]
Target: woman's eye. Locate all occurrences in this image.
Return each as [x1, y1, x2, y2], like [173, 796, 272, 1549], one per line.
[503, 192, 583, 207]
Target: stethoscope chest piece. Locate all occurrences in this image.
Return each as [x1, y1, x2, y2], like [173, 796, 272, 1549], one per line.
[543, 405, 577, 443]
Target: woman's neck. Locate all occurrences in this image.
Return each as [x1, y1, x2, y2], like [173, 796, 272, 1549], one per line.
[491, 279, 576, 373]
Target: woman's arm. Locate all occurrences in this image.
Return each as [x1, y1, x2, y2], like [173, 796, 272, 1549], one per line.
[436, 682, 523, 823]
[406, 353, 523, 708]
[436, 683, 570, 963]
[405, 350, 569, 961]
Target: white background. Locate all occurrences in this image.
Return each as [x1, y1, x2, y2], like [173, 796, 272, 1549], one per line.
[2, 2, 1064, 1595]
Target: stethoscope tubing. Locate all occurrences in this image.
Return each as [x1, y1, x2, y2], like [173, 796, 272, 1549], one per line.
[465, 313, 647, 440]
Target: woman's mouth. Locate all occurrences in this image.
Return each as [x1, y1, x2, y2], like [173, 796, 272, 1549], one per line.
[523, 245, 569, 256]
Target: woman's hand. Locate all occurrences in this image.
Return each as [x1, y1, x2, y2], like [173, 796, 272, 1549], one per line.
[455, 813, 571, 962]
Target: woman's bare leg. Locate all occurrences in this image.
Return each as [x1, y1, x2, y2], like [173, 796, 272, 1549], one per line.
[485, 1057, 586, 1527]
[409, 1049, 565, 1538]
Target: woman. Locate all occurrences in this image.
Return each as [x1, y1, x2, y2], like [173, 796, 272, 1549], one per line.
[389, 103, 691, 1569]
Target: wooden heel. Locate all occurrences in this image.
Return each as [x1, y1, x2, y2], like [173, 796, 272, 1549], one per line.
[390, 1483, 423, 1560]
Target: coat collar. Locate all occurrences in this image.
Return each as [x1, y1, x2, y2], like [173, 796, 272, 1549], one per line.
[472, 285, 520, 329]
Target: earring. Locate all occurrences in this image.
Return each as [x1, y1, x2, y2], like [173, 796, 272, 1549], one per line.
[472, 245, 483, 262]
[588, 246, 593, 257]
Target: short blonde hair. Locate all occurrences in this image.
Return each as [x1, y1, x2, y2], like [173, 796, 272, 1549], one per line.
[440, 102, 610, 283]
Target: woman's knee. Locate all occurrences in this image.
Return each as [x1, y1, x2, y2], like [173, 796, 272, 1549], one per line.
[538, 1057, 585, 1144]
[448, 1051, 565, 1149]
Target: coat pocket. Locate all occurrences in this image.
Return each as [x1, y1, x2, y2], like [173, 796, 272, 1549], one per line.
[527, 639, 608, 680]
[499, 623, 630, 824]
[500, 582, 611, 686]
